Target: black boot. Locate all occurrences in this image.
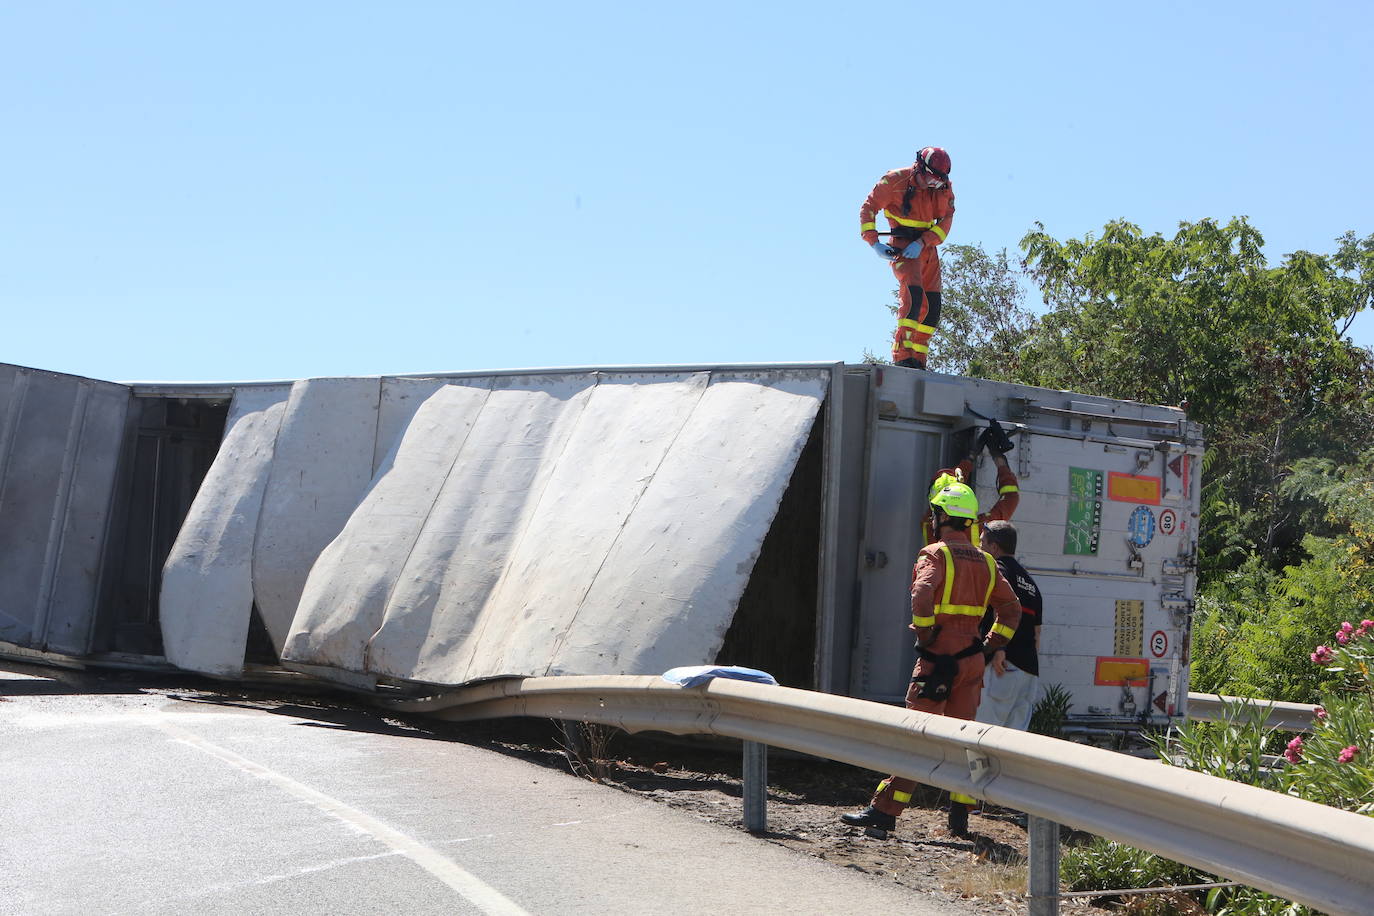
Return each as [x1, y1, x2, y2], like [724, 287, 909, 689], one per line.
[947, 802, 971, 838]
[840, 805, 896, 837]
[894, 357, 925, 370]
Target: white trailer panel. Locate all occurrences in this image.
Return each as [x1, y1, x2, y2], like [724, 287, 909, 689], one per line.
[159, 386, 291, 676]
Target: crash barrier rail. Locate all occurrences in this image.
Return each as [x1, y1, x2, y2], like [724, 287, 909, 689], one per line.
[1186, 692, 1319, 731]
[389, 675, 1373, 916]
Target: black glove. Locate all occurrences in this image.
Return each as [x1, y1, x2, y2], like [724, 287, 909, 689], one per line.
[980, 418, 1016, 455]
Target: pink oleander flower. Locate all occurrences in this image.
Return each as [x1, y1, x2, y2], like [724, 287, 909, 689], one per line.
[1314, 706, 1328, 720]
[1339, 621, 1355, 635]
[1284, 736, 1305, 763]
[1338, 746, 1360, 764]
[1311, 645, 1335, 664]
[1338, 632, 1351, 645]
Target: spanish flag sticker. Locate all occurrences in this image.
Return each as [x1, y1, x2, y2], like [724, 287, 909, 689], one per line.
[1107, 472, 1161, 505]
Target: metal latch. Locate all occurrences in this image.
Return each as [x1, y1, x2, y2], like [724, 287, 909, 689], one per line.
[864, 550, 889, 569]
[1162, 557, 1194, 576]
[1161, 596, 1192, 627]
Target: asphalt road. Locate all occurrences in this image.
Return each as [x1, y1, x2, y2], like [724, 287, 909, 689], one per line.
[0, 662, 967, 916]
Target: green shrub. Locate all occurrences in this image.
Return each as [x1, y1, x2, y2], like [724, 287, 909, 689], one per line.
[1028, 682, 1072, 738]
[1065, 620, 1372, 913]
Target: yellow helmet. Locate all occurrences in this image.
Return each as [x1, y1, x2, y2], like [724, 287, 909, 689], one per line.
[929, 482, 979, 519]
[927, 470, 964, 501]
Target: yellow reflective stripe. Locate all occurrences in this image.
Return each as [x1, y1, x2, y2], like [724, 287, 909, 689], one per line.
[982, 552, 997, 607]
[881, 210, 935, 228]
[892, 790, 912, 803]
[929, 223, 948, 241]
[991, 621, 1017, 640]
[861, 221, 877, 232]
[940, 545, 955, 607]
[898, 318, 921, 330]
[915, 323, 936, 334]
[930, 545, 997, 617]
[912, 613, 936, 627]
[933, 604, 986, 617]
[999, 484, 1019, 494]
[951, 791, 976, 804]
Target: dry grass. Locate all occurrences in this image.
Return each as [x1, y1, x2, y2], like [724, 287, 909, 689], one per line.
[939, 859, 1026, 901]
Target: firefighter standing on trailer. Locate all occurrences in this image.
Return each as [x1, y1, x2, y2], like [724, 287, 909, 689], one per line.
[841, 481, 1021, 839]
[860, 147, 955, 369]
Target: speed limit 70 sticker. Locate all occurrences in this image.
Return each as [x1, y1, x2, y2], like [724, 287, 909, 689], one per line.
[1150, 630, 1169, 657]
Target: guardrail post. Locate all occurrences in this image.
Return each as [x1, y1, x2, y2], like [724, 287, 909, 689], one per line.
[1027, 814, 1060, 916]
[742, 740, 767, 833]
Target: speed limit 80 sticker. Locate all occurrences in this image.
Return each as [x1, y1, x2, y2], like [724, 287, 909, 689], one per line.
[1159, 509, 1178, 536]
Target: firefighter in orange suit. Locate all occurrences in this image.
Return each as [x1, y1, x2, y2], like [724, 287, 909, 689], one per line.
[920, 419, 1020, 548]
[860, 147, 955, 369]
[841, 481, 1021, 839]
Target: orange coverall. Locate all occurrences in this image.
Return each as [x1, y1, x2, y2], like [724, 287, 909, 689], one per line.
[868, 529, 1021, 817]
[859, 167, 956, 365]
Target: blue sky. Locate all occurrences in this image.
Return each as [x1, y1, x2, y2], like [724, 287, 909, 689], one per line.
[3, 1, 1372, 383]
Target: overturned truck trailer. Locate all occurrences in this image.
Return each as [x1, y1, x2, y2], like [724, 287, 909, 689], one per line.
[0, 361, 1203, 731]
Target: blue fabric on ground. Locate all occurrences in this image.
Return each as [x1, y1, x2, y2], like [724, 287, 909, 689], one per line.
[660, 665, 778, 687]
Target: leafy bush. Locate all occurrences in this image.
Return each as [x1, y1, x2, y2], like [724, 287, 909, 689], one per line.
[1067, 620, 1373, 913]
[1028, 682, 1072, 738]
[1282, 621, 1374, 813]
[1061, 835, 1204, 897]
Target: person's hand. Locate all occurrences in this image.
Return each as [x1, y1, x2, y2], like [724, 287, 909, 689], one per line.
[871, 241, 898, 260]
[980, 418, 1016, 455]
[990, 649, 1008, 676]
[900, 239, 925, 259]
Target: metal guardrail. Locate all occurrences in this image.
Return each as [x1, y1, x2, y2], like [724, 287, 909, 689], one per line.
[391, 675, 1374, 916]
[1187, 692, 1319, 731]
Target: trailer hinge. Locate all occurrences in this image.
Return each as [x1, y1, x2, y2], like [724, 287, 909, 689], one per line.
[1162, 557, 1195, 576]
[1161, 595, 1192, 627]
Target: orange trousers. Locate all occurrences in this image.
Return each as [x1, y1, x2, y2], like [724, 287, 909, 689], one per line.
[869, 621, 983, 817]
[889, 250, 943, 365]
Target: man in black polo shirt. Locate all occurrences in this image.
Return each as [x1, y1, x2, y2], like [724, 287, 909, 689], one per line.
[975, 520, 1043, 730]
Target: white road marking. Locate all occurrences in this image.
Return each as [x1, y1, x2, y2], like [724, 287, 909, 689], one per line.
[178, 850, 403, 900]
[153, 717, 532, 916]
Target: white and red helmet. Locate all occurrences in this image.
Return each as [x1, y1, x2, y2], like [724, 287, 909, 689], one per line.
[915, 147, 951, 189]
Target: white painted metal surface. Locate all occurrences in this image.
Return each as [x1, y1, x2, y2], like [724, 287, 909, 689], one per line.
[252, 378, 383, 650]
[0, 365, 130, 654]
[1187, 692, 1319, 731]
[284, 369, 827, 685]
[160, 386, 291, 676]
[851, 368, 1202, 722]
[281, 379, 496, 676]
[394, 675, 1374, 916]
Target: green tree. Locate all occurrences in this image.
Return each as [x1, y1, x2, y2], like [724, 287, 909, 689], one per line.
[1013, 218, 1374, 577]
[865, 243, 1038, 374]
[1193, 449, 1374, 698]
[925, 244, 1037, 377]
